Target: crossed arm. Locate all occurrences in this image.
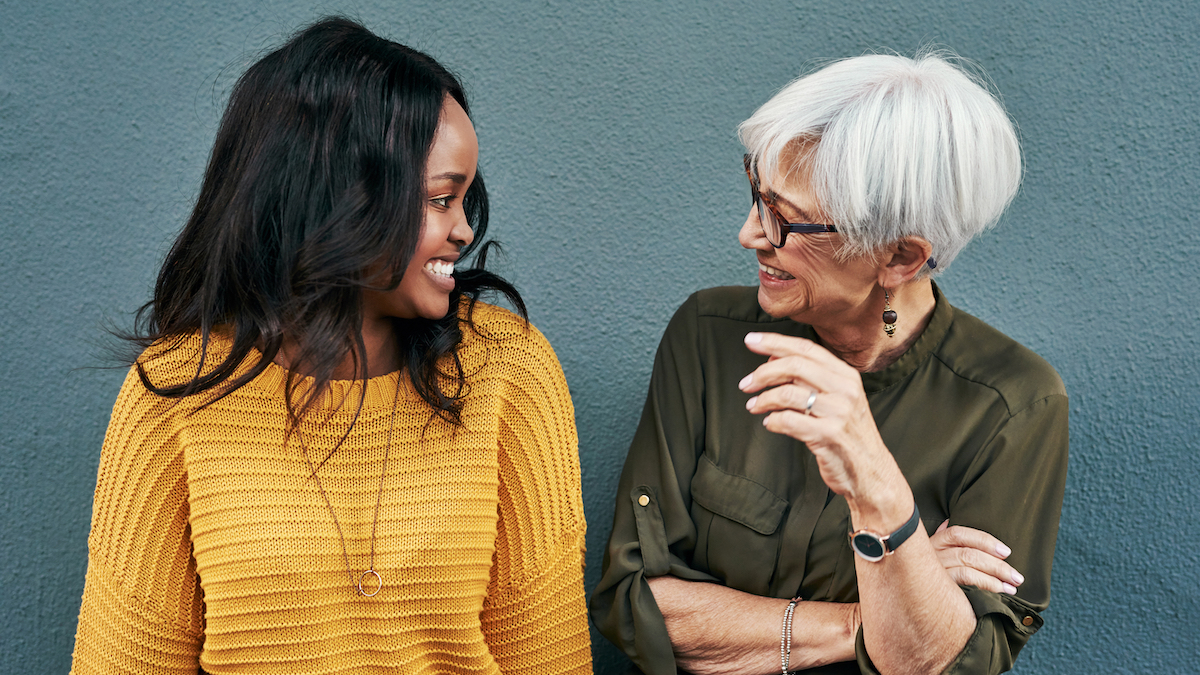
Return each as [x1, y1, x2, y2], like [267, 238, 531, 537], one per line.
[648, 520, 1023, 675]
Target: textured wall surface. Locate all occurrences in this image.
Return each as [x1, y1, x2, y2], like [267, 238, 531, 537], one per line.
[2, 0, 1197, 672]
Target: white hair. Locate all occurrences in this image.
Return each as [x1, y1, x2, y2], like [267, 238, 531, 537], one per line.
[738, 49, 1021, 275]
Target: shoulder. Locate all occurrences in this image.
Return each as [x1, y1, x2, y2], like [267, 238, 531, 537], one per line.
[660, 286, 806, 351]
[663, 286, 787, 335]
[459, 300, 559, 366]
[134, 330, 237, 393]
[937, 306, 1067, 415]
[687, 286, 774, 323]
[458, 301, 569, 399]
[459, 301, 545, 350]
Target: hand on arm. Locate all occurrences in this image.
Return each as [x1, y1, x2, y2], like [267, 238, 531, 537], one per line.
[646, 524, 1017, 675]
[931, 520, 1024, 596]
[741, 332, 979, 675]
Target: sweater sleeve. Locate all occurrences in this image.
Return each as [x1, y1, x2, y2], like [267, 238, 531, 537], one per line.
[479, 322, 592, 675]
[71, 366, 203, 675]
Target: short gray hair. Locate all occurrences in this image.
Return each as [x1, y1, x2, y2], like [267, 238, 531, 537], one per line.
[738, 50, 1021, 275]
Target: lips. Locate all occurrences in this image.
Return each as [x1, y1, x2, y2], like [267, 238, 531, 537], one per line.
[759, 262, 795, 280]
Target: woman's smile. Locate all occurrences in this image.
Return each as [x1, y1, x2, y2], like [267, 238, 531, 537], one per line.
[758, 260, 796, 282]
[422, 257, 458, 290]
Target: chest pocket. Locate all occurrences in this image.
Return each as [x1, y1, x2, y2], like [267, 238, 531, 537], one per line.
[689, 454, 787, 595]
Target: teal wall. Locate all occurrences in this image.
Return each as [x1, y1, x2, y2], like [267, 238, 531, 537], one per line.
[2, 0, 1197, 672]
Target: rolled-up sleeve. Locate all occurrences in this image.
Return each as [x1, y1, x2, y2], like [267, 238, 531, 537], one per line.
[589, 294, 718, 675]
[857, 393, 1069, 675]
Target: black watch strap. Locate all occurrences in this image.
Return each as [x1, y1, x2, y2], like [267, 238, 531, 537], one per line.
[849, 504, 921, 562]
[884, 503, 921, 552]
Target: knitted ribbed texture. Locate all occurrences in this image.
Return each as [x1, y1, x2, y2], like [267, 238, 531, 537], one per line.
[71, 303, 592, 674]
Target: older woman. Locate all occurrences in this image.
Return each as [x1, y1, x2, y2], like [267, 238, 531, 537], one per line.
[590, 52, 1068, 675]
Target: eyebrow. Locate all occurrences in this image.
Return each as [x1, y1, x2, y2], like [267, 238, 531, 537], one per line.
[429, 172, 469, 184]
[765, 189, 819, 223]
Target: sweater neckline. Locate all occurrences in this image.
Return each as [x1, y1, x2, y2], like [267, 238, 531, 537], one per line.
[243, 349, 409, 412]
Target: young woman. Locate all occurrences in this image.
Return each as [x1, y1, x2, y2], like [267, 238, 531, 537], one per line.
[71, 18, 591, 674]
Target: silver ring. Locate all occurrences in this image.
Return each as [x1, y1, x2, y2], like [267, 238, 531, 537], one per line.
[804, 390, 818, 416]
[357, 569, 382, 597]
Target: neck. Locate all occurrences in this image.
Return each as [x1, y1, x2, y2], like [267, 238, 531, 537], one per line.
[274, 317, 402, 380]
[810, 279, 936, 373]
[355, 315, 402, 378]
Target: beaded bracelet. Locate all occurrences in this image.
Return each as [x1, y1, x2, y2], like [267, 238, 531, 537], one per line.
[780, 596, 802, 674]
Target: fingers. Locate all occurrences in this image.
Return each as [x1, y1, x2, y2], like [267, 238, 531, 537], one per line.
[943, 565, 1020, 596]
[739, 357, 847, 397]
[932, 524, 1012, 559]
[758, 408, 838, 439]
[931, 523, 1024, 594]
[950, 547, 1024, 591]
[746, 384, 852, 420]
[744, 332, 848, 371]
[740, 333, 856, 394]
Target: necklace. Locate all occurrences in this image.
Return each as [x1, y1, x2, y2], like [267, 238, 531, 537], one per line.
[297, 378, 400, 597]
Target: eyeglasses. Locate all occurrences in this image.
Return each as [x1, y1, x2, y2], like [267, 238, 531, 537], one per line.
[744, 154, 837, 248]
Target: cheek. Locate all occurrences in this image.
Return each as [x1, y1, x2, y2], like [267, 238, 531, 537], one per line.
[777, 246, 824, 280]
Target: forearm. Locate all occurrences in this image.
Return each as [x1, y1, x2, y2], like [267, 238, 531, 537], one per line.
[482, 534, 593, 674]
[849, 488, 976, 675]
[647, 575, 858, 675]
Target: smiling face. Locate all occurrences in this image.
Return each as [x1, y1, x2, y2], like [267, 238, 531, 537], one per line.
[362, 97, 478, 323]
[738, 158, 880, 327]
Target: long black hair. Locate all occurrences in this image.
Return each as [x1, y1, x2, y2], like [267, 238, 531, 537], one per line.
[126, 17, 524, 432]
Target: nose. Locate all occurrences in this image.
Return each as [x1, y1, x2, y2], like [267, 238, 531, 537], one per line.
[738, 204, 770, 251]
[450, 208, 475, 248]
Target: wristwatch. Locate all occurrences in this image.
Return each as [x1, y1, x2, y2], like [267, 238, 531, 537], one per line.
[849, 504, 921, 562]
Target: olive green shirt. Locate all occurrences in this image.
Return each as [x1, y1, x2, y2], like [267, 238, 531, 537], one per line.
[590, 285, 1069, 675]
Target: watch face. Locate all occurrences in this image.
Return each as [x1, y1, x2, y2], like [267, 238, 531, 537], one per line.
[852, 532, 886, 562]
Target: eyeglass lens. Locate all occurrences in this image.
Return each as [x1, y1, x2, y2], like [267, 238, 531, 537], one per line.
[752, 186, 783, 246]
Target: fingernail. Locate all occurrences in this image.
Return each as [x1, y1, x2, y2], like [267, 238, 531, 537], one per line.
[1011, 571, 1024, 585]
[738, 375, 753, 390]
[744, 332, 762, 344]
[1002, 583, 1017, 595]
[997, 543, 1011, 557]
[746, 396, 757, 410]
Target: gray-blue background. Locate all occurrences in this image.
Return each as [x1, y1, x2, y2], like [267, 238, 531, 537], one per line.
[2, 0, 1197, 673]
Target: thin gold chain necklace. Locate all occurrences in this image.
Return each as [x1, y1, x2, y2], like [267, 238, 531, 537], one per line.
[296, 378, 400, 598]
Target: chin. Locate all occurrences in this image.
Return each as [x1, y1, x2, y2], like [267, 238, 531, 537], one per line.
[414, 307, 450, 321]
[417, 297, 454, 321]
[756, 286, 799, 320]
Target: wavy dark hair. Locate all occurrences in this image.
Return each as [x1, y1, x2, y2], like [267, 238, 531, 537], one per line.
[126, 17, 524, 437]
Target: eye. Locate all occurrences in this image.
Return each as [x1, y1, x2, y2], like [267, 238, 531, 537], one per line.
[429, 195, 454, 209]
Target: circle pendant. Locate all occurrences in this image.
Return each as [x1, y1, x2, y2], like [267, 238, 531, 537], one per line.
[357, 569, 382, 597]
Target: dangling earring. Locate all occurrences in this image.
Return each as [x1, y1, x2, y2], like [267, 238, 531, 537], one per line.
[882, 290, 897, 338]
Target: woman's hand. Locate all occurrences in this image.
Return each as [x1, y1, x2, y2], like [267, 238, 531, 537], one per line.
[740, 332, 900, 504]
[930, 520, 1024, 595]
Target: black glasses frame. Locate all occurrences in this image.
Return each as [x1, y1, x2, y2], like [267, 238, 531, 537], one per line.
[743, 154, 837, 248]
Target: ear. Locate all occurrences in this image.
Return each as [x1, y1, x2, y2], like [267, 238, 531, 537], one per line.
[876, 237, 934, 288]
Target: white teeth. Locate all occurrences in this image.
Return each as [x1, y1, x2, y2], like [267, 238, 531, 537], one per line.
[759, 262, 795, 280]
[425, 261, 454, 277]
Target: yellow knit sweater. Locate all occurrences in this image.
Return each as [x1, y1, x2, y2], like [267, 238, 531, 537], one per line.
[71, 303, 592, 674]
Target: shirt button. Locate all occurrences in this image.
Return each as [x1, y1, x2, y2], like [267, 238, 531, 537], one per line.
[1022, 616, 1034, 626]
[638, 495, 650, 507]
